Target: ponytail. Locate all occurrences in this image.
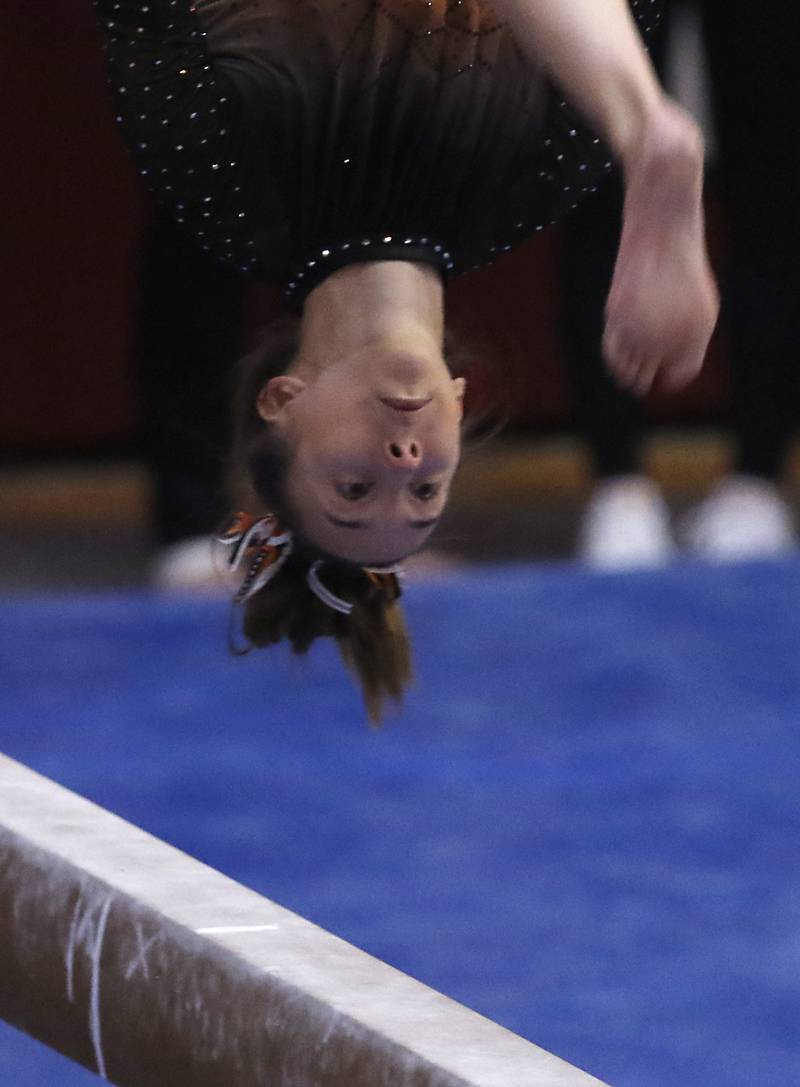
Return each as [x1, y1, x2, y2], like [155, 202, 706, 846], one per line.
[240, 549, 411, 724]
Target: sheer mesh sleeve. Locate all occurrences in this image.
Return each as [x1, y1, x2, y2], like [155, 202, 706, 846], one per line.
[93, 0, 257, 272]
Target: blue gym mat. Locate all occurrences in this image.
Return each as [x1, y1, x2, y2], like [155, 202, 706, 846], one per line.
[1, 559, 798, 1086]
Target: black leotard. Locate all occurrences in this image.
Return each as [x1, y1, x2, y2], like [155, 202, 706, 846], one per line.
[94, 0, 662, 306]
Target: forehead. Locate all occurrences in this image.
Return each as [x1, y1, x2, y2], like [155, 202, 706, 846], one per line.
[307, 519, 431, 565]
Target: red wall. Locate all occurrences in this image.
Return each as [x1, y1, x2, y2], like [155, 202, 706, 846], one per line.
[1, 2, 727, 457]
[2, 2, 148, 453]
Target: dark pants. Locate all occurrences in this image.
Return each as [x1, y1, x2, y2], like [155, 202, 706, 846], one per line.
[560, 0, 799, 480]
[135, 206, 245, 547]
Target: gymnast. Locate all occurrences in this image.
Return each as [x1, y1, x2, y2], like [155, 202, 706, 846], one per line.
[95, 0, 718, 721]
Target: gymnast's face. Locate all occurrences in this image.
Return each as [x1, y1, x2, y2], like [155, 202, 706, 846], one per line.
[257, 349, 465, 564]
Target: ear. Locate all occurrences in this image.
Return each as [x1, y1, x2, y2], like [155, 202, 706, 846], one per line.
[452, 376, 467, 419]
[256, 375, 306, 422]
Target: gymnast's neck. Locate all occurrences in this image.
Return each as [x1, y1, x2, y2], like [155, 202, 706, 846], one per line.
[293, 261, 446, 379]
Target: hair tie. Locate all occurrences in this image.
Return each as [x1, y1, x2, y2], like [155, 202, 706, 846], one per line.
[363, 566, 405, 603]
[306, 561, 354, 615]
[219, 512, 405, 613]
[217, 512, 294, 603]
[305, 562, 405, 614]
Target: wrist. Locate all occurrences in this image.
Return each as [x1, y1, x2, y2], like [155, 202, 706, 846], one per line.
[618, 98, 705, 183]
[598, 75, 666, 162]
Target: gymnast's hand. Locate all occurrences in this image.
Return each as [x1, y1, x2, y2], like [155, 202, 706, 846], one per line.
[602, 101, 720, 398]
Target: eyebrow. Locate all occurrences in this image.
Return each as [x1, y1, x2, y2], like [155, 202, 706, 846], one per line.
[326, 515, 440, 531]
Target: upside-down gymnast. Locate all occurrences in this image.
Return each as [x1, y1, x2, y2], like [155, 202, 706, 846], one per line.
[94, 0, 718, 721]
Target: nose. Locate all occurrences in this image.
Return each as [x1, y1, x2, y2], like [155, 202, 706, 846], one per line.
[385, 438, 421, 468]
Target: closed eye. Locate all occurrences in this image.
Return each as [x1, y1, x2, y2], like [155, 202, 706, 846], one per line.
[336, 482, 374, 501]
[412, 482, 441, 501]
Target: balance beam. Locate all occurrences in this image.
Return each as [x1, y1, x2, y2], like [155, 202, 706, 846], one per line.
[0, 754, 608, 1086]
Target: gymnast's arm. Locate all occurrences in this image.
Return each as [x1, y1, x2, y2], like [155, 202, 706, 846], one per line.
[93, 0, 243, 212]
[487, 0, 667, 166]
[490, 0, 717, 395]
[93, 0, 217, 97]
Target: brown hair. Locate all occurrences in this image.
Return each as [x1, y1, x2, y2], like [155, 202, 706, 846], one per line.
[228, 316, 412, 724]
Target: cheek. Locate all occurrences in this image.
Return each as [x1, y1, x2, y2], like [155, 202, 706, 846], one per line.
[297, 387, 369, 440]
[288, 415, 372, 482]
[426, 415, 463, 463]
[312, 374, 368, 415]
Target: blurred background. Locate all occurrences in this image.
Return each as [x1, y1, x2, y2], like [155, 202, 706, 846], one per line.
[4, 0, 798, 593]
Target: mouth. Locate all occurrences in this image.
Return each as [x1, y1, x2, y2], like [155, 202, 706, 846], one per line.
[379, 397, 432, 413]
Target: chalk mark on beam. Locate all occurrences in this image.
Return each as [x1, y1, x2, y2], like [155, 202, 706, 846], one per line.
[195, 923, 280, 935]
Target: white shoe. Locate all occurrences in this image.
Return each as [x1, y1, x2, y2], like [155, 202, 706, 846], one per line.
[681, 476, 798, 561]
[578, 475, 677, 570]
[151, 535, 233, 593]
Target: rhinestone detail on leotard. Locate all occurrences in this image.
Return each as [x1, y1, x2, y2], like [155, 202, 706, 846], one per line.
[94, 0, 663, 305]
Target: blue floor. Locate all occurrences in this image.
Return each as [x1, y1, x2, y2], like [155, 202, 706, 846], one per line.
[1, 559, 799, 1086]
